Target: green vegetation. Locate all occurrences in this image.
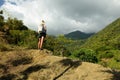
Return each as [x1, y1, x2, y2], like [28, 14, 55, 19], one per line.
[0, 10, 38, 50]
[70, 48, 98, 63]
[81, 18, 120, 69]
[82, 18, 120, 50]
[44, 35, 85, 57]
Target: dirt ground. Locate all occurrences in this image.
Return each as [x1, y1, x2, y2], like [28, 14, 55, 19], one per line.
[0, 49, 119, 80]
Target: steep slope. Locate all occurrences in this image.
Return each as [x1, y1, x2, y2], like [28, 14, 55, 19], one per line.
[0, 49, 119, 80]
[64, 30, 94, 40]
[81, 18, 120, 50]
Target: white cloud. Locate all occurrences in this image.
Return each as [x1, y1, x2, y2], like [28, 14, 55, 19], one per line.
[1, 0, 120, 35]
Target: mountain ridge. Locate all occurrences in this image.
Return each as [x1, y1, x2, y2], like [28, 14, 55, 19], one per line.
[81, 18, 120, 50]
[64, 30, 94, 40]
[80, 18, 120, 70]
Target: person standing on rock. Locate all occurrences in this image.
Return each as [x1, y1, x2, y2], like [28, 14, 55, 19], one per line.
[38, 20, 47, 50]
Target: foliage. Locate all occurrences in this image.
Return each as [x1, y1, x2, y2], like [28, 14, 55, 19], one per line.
[80, 18, 120, 69]
[81, 18, 120, 50]
[96, 46, 114, 59]
[98, 51, 114, 59]
[0, 12, 37, 49]
[7, 30, 38, 49]
[98, 50, 120, 69]
[107, 58, 120, 70]
[18, 30, 38, 49]
[43, 35, 86, 57]
[44, 35, 72, 57]
[43, 35, 55, 51]
[114, 51, 120, 62]
[6, 18, 28, 30]
[71, 48, 98, 63]
[0, 12, 4, 31]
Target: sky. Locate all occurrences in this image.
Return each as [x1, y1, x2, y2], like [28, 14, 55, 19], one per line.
[0, 0, 120, 35]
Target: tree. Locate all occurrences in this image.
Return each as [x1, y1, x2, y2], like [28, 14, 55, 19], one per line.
[0, 10, 4, 31]
[6, 17, 28, 30]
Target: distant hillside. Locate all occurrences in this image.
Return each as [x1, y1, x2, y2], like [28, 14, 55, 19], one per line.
[64, 30, 94, 39]
[0, 49, 118, 80]
[81, 18, 120, 50]
[81, 18, 120, 70]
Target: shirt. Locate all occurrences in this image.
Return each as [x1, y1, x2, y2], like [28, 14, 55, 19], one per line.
[38, 24, 42, 33]
[38, 23, 46, 33]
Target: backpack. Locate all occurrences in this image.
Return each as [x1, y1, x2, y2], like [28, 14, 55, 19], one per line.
[42, 26, 46, 33]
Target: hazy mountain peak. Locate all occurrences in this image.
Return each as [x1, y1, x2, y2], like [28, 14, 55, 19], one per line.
[64, 30, 94, 40]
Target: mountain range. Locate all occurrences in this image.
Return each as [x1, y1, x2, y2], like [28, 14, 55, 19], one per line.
[64, 30, 94, 39]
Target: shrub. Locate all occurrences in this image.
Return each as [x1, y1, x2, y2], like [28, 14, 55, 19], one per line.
[107, 58, 120, 70]
[43, 35, 55, 51]
[96, 46, 114, 53]
[8, 30, 38, 49]
[44, 35, 71, 56]
[114, 53, 120, 62]
[72, 48, 98, 63]
[98, 51, 114, 59]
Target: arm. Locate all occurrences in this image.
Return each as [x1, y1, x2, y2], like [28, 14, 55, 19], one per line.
[38, 25, 42, 33]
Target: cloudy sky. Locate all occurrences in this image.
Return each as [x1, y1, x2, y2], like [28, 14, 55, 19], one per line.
[0, 0, 120, 35]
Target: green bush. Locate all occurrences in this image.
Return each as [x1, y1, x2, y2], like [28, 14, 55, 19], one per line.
[96, 46, 114, 52]
[7, 30, 38, 49]
[44, 35, 72, 56]
[71, 48, 98, 63]
[114, 53, 120, 62]
[108, 58, 120, 70]
[43, 35, 55, 51]
[19, 30, 38, 49]
[98, 51, 114, 59]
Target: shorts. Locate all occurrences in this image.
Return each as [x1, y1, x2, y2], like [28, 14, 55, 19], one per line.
[38, 32, 46, 38]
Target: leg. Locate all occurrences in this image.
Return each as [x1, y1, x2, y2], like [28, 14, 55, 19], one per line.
[38, 38, 41, 49]
[40, 36, 44, 49]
